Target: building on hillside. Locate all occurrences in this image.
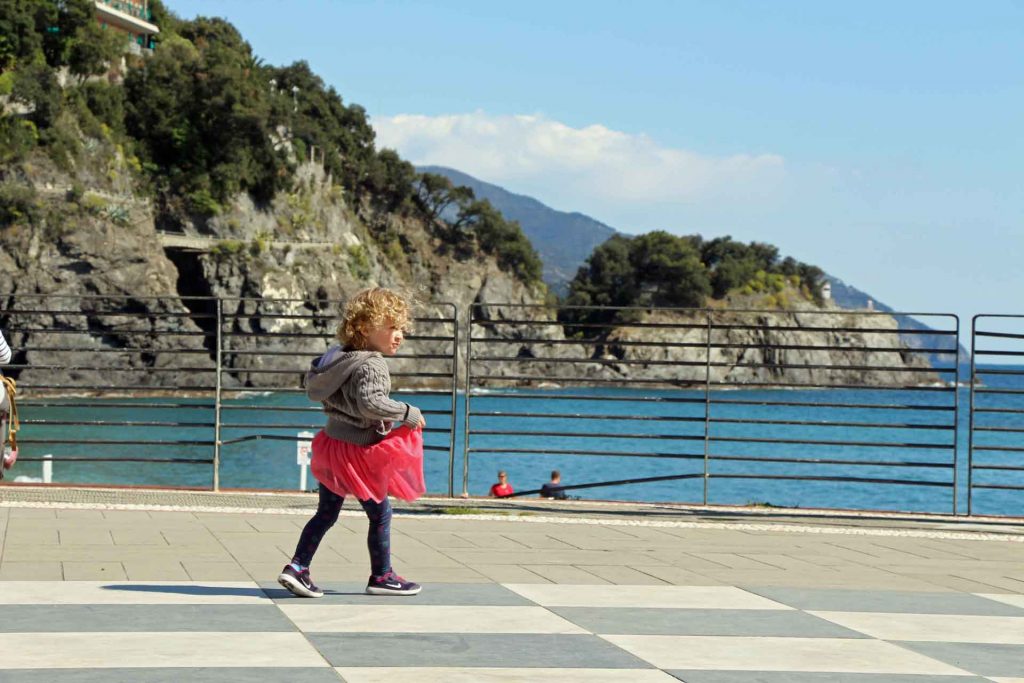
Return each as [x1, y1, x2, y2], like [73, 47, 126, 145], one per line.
[821, 281, 832, 301]
[94, 0, 159, 53]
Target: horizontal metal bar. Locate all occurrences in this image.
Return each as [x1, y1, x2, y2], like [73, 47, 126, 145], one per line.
[17, 347, 213, 355]
[469, 429, 704, 441]
[4, 308, 214, 319]
[469, 355, 951, 374]
[974, 330, 1024, 340]
[18, 401, 214, 409]
[709, 380, 954, 392]
[475, 318, 709, 331]
[9, 328, 212, 337]
[972, 407, 1024, 415]
[21, 420, 215, 428]
[469, 375, 956, 391]
[470, 355, 708, 367]
[472, 411, 703, 422]
[225, 367, 452, 378]
[711, 454, 953, 468]
[969, 483, 1024, 491]
[973, 388, 1024, 396]
[970, 464, 1024, 471]
[4, 364, 216, 373]
[467, 447, 703, 459]
[219, 405, 319, 412]
[710, 473, 953, 487]
[710, 398, 955, 411]
[709, 323, 954, 335]
[224, 350, 454, 360]
[972, 349, 1024, 356]
[710, 417, 953, 430]
[15, 438, 213, 445]
[469, 336, 954, 354]
[974, 426, 1024, 434]
[219, 422, 452, 434]
[15, 384, 220, 391]
[467, 392, 706, 404]
[711, 436, 951, 449]
[14, 457, 213, 464]
[972, 445, 1024, 452]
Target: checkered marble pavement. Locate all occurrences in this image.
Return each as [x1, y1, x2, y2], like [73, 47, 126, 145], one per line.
[0, 582, 1022, 682]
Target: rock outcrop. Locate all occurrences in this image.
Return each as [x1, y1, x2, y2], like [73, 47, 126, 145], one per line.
[0, 151, 936, 392]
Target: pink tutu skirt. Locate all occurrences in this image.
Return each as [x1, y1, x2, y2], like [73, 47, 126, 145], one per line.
[310, 426, 426, 503]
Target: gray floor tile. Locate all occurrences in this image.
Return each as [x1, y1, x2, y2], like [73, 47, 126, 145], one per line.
[259, 581, 535, 606]
[308, 633, 652, 668]
[553, 607, 867, 637]
[895, 641, 1024, 677]
[0, 605, 296, 633]
[0, 670, 341, 683]
[668, 672, 990, 683]
[744, 586, 1024, 616]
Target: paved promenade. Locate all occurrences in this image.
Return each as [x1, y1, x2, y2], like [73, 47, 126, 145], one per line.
[0, 487, 1022, 681]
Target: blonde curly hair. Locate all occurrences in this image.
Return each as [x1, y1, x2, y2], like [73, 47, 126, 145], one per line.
[337, 287, 412, 349]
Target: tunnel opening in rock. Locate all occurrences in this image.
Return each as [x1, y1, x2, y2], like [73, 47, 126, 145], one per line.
[164, 248, 218, 360]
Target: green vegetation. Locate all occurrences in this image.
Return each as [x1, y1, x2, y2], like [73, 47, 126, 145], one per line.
[563, 232, 824, 329]
[416, 172, 543, 284]
[0, 0, 542, 287]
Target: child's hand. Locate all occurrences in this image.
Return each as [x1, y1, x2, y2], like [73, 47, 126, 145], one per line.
[417, 414, 427, 429]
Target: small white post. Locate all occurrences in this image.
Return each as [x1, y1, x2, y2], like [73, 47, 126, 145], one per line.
[42, 454, 53, 483]
[296, 431, 314, 491]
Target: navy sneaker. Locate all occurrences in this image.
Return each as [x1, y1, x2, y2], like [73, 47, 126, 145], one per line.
[277, 565, 324, 598]
[366, 570, 421, 596]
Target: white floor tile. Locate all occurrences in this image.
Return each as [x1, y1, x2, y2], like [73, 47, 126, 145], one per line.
[979, 594, 1024, 610]
[281, 605, 588, 634]
[600, 635, 975, 675]
[502, 584, 791, 610]
[336, 668, 680, 682]
[810, 611, 1024, 644]
[1, 632, 327, 668]
[0, 581, 270, 605]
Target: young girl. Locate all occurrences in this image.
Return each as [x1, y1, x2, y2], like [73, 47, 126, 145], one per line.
[278, 288, 426, 598]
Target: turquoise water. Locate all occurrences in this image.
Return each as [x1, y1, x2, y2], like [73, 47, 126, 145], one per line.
[11, 364, 1024, 516]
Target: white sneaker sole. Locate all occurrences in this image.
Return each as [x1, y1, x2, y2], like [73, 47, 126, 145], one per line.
[366, 584, 422, 596]
[277, 572, 323, 598]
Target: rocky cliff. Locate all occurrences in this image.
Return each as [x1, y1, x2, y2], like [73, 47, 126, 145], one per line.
[0, 143, 934, 392]
[0, 146, 544, 391]
[466, 300, 939, 389]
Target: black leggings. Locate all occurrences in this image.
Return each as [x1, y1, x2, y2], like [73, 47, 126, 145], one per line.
[291, 483, 392, 577]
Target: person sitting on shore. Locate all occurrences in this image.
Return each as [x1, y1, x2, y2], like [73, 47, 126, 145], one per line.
[540, 470, 568, 500]
[489, 470, 514, 498]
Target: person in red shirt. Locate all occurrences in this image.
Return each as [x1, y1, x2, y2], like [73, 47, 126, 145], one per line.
[489, 470, 513, 498]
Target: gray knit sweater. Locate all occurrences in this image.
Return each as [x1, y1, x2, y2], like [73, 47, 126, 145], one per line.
[305, 346, 423, 446]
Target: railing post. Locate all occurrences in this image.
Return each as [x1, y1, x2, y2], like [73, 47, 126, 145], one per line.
[967, 315, 978, 516]
[213, 298, 223, 492]
[951, 315, 960, 515]
[702, 308, 712, 506]
[461, 304, 474, 497]
[448, 304, 458, 498]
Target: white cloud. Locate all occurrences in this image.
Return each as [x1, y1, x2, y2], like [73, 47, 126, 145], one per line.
[372, 111, 785, 210]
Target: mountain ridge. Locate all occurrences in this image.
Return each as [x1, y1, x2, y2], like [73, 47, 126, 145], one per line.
[418, 165, 617, 292]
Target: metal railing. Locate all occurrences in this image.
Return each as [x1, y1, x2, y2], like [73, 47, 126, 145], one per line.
[12, 295, 1020, 516]
[968, 315, 1024, 516]
[463, 303, 961, 514]
[0, 294, 458, 494]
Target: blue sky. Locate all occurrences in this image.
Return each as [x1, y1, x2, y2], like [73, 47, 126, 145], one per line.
[168, 0, 1022, 326]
